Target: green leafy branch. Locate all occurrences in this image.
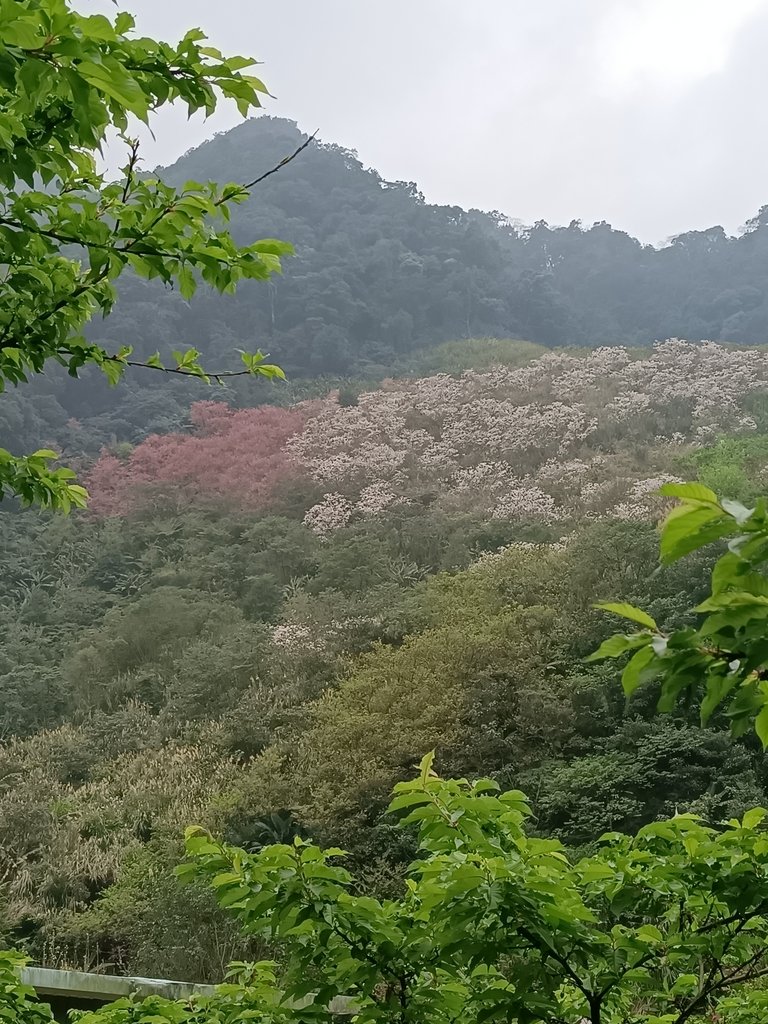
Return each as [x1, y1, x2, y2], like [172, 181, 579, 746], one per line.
[0, 0, 314, 510]
[590, 482, 768, 745]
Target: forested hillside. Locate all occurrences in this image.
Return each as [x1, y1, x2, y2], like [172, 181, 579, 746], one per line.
[7, 96, 768, 989]
[4, 339, 768, 981]
[8, 115, 768, 464]
[12, 6, 768, 1022]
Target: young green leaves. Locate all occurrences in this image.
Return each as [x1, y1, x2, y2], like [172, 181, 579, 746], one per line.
[591, 482, 768, 745]
[175, 759, 768, 1024]
[0, 447, 88, 511]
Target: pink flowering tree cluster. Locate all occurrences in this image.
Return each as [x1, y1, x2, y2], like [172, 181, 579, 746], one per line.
[290, 341, 768, 532]
[86, 401, 311, 515]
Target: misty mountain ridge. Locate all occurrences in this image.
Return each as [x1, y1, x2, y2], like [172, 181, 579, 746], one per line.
[148, 115, 768, 366]
[6, 114, 768, 460]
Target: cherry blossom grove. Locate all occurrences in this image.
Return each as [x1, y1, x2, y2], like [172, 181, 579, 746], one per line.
[86, 401, 312, 515]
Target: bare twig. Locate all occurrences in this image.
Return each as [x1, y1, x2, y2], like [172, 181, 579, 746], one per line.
[239, 130, 318, 191]
[0, 130, 317, 355]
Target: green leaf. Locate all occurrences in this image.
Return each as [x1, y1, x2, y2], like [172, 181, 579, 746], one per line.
[76, 61, 149, 118]
[711, 552, 744, 594]
[115, 11, 136, 34]
[2, 19, 45, 48]
[621, 645, 658, 697]
[742, 807, 767, 828]
[255, 362, 286, 380]
[660, 506, 734, 564]
[252, 238, 294, 256]
[587, 633, 652, 662]
[755, 705, 768, 749]
[700, 671, 740, 725]
[419, 751, 436, 784]
[178, 264, 197, 300]
[578, 861, 615, 881]
[388, 791, 431, 813]
[79, 14, 117, 41]
[595, 602, 658, 630]
[669, 974, 698, 996]
[218, 885, 252, 908]
[210, 872, 243, 888]
[658, 482, 719, 504]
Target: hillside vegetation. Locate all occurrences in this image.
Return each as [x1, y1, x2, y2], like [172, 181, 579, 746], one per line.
[3, 340, 768, 979]
[9, 8, 768, 1022]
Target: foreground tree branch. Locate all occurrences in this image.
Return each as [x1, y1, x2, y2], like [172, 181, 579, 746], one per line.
[0, 1, 311, 510]
[591, 481, 768, 746]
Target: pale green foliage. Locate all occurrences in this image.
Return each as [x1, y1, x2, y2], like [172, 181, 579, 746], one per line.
[0, 0, 292, 509]
[406, 337, 547, 375]
[714, 986, 768, 1024]
[592, 482, 768, 744]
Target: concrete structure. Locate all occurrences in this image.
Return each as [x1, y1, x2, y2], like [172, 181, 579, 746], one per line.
[21, 966, 214, 1020]
[22, 965, 353, 1020]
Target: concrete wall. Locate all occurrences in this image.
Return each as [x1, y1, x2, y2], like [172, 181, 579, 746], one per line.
[22, 967, 214, 1022]
[22, 966, 353, 1019]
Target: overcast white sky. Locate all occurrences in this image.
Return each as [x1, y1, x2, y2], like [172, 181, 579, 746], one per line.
[80, 0, 768, 243]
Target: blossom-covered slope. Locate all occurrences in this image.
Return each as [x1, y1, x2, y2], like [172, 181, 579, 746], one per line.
[85, 340, 768, 529]
[293, 340, 768, 530]
[6, 338, 768, 979]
